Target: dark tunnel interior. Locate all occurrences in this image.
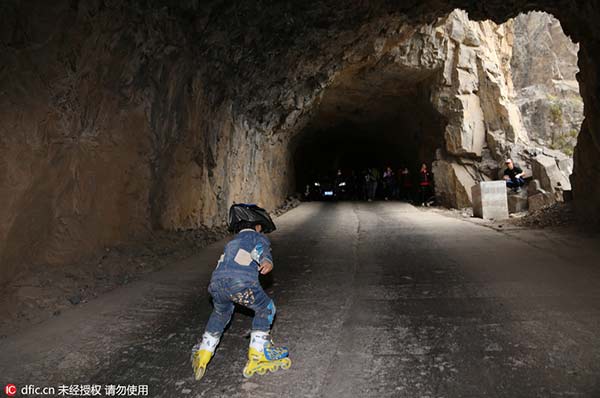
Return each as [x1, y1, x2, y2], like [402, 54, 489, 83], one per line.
[291, 71, 447, 192]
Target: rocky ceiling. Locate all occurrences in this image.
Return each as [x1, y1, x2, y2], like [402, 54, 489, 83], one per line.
[0, 0, 598, 283]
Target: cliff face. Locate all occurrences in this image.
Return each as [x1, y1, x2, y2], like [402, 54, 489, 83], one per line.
[512, 12, 583, 156]
[1, 2, 157, 280]
[415, 10, 580, 208]
[1, 0, 599, 284]
[345, 9, 578, 209]
[0, 2, 299, 282]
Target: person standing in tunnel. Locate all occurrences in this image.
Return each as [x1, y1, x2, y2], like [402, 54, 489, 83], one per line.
[399, 166, 413, 202]
[191, 204, 290, 380]
[383, 166, 396, 200]
[419, 163, 432, 206]
[365, 167, 379, 201]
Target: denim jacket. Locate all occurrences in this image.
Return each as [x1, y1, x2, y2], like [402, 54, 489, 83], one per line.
[211, 229, 273, 282]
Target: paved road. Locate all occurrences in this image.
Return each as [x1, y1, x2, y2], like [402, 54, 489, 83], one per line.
[4, 202, 600, 397]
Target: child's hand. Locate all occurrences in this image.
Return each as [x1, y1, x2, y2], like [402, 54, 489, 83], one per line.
[258, 260, 273, 275]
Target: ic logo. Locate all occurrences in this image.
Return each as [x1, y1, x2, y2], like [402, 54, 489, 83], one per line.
[4, 384, 17, 396]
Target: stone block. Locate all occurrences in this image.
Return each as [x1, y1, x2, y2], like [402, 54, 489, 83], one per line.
[445, 94, 486, 156]
[472, 181, 509, 220]
[531, 153, 571, 194]
[433, 160, 477, 208]
[457, 68, 479, 94]
[528, 192, 556, 212]
[557, 157, 573, 175]
[463, 28, 481, 46]
[508, 193, 528, 213]
[457, 45, 476, 70]
[447, 16, 465, 42]
[527, 179, 544, 196]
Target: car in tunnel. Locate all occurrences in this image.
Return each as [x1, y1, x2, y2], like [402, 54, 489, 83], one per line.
[305, 177, 335, 201]
[305, 175, 352, 201]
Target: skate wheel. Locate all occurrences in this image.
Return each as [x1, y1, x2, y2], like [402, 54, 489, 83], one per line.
[280, 358, 291, 370]
[269, 364, 280, 372]
[243, 368, 254, 379]
[257, 368, 267, 376]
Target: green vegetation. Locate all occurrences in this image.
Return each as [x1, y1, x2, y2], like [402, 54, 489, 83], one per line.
[549, 102, 563, 125]
[550, 128, 578, 157]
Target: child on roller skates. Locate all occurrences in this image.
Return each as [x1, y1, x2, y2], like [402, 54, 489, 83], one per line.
[190, 203, 291, 380]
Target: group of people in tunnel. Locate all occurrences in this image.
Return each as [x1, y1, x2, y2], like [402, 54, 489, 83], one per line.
[314, 162, 435, 206]
[361, 163, 434, 205]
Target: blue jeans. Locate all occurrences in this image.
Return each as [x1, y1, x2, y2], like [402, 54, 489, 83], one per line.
[506, 177, 525, 188]
[205, 278, 275, 335]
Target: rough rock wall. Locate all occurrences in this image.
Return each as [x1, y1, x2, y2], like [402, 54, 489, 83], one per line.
[0, 0, 296, 284]
[0, 0, 422, 284]
[1, 0, 600, 284]
[291, 10, 535, 209]
[300, 9, 578, 209]
[426, 10, 579, 208]
[0, 2, 158, 283]
[512, 12, 583, 156]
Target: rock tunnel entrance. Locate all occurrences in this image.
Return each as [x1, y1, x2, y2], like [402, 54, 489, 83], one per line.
[2, 4, 600, 391]
[0, 1, 598, 291]
[288, 10, 583, 208]
[291, 68, 446, 193]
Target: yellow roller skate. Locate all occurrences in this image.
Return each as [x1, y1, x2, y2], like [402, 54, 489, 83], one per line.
[242, 341, 291, 378]
[191, 349, 213, 380]
[191, 332, 220, 381]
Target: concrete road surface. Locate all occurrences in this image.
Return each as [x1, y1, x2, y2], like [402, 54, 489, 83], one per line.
[2, 202, 600, 397]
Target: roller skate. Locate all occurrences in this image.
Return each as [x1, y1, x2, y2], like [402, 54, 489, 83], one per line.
[191, 332, 220, 381]
[242, 331, 291, 378]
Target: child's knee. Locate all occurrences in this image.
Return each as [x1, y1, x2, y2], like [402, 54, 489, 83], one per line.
[213, 301, 235, 319]
[251, 299, 276, 331]
[256, 299, 276, 326]
[215, 306, 234, 318]
[266, 300, 276, 324]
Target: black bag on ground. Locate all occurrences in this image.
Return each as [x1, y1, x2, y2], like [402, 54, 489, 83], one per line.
[228, 203, 276, 233]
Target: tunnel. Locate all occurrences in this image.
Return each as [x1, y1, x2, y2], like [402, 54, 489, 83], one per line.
[291, 67, 446, 192]
[1, 0, 597, 285]
[2, 1, 600, 395]
[0, 2, 597, 286]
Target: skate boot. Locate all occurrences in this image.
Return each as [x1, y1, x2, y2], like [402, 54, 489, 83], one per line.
[191, 332, 220, 381]
[242, 331, 291, 378]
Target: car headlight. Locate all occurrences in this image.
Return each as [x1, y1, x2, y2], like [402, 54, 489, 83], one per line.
[314, 182, 320, 187]
[338, 182, 346, 187]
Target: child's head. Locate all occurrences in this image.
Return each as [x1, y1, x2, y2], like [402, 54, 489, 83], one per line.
[228, 203, 276, 234]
